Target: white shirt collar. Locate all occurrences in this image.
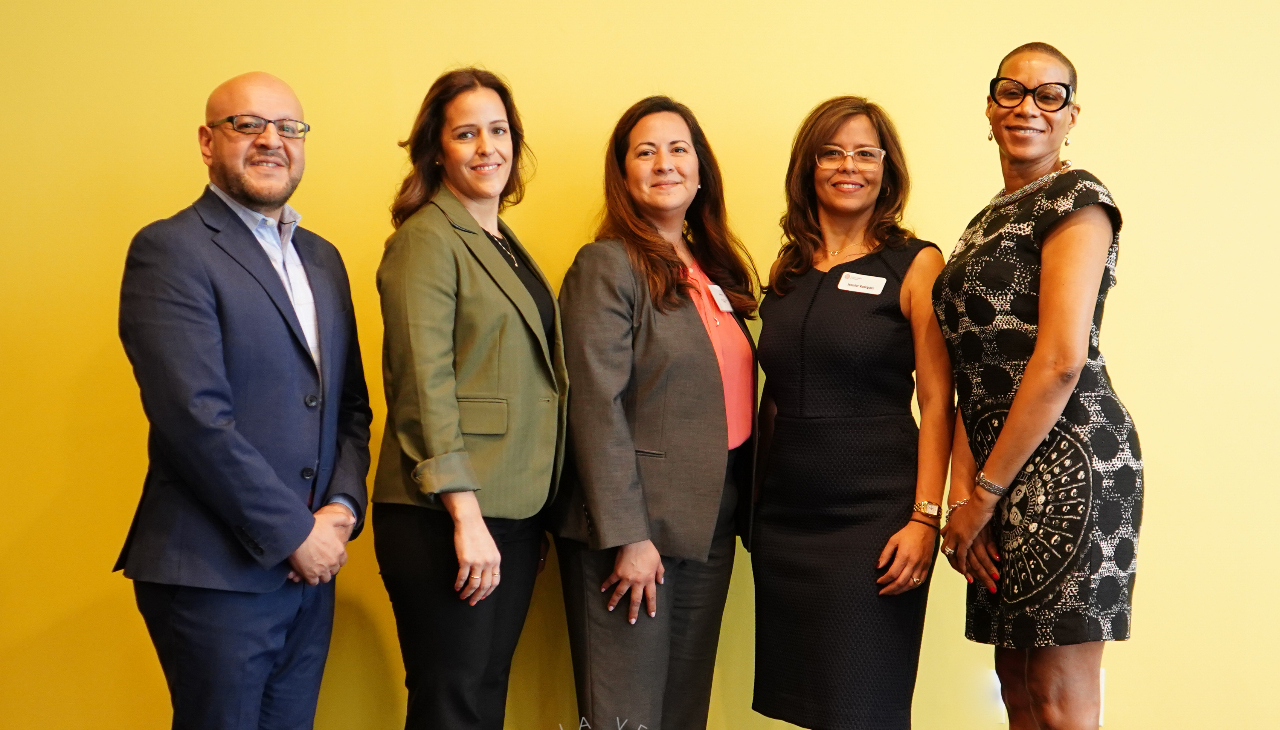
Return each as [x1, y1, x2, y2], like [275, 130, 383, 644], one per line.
[208, 183, 301, 233]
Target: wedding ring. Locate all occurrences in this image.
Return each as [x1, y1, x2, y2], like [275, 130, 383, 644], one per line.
[492, 570, 501, 576]
[911, 577, 921, 585]
[469, 574, 481, 581]
[942, 546, 956, 557]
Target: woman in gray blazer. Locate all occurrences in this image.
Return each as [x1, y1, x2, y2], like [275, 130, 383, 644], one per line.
[554, 96, 759, 730]
[373, 68, 568, 730]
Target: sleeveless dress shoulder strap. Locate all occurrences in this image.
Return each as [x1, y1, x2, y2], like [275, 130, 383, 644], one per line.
[877, 239, 939, 284]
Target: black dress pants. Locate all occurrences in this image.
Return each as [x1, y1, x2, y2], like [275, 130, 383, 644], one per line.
[373, 503, 544, 730]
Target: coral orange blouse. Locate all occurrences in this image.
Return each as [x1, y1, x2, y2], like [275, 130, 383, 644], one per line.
[686, 261, 754, 449]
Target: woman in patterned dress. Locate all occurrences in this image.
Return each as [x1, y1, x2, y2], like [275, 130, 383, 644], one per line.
[934, 43, 1142, 730]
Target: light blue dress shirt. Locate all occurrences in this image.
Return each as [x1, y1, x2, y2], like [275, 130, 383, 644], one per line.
[208, 184, 358, 521]
[209, 184, 320, 367]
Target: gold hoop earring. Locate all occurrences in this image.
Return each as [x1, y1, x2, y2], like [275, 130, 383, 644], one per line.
[987, 130, 994, 141]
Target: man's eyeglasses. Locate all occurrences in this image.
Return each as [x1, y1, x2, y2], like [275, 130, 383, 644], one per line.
[208, 115, 311, 140]
[815, 145, 886, 171]
[989, 78, 1074, 113]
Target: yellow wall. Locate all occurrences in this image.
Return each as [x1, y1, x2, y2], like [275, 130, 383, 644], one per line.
[3, 1, 1277, 728]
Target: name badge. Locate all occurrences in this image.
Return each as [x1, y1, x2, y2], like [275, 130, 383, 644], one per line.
[837, 271, 886, 295]
[707, 284, 735, 313]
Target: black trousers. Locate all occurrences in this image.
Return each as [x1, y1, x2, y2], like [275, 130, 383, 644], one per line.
[134, 579, 334, 730]
[373, 503, 543, 730]
[556, 448, 741, 730]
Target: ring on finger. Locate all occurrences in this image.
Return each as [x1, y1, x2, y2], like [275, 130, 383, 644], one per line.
[911, 576, 922, 585]
[469, 574, 481, 582]
[942, 546, 956, 557]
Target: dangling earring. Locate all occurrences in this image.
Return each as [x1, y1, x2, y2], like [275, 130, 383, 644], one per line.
[987, 130, 994, 141]
[697, 184, 702, 189]
[1064, 137, 1071, 146]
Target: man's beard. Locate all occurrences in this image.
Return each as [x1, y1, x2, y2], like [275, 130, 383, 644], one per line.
[223, 164, 303, 213]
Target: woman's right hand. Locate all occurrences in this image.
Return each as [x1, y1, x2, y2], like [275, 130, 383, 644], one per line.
[941, 497, 1000, 594]
[602, 539, 665, 624]
[440, 491, 502, 606]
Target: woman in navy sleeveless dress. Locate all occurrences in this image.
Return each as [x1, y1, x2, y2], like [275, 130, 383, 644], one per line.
[752, 98, 954, 730]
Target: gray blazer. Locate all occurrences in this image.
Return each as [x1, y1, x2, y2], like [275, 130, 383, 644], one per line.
[553, 240, 755, 562]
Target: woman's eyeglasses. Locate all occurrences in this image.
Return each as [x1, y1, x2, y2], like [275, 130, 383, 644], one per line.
[989, 78, 1074, 112]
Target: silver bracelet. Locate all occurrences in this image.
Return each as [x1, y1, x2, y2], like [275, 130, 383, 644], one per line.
[945, 498, 970, 520]
[975, 471, 1010, 498]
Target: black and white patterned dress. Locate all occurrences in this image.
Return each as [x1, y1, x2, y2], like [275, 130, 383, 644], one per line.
[932, 168, 1143, 648]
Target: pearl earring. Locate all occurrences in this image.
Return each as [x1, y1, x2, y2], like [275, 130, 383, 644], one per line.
[987, 130, 994, 141]
[1064, 137, 1071, 146]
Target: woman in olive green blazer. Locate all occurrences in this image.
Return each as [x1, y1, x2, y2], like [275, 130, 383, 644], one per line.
[372, 68, 567, 730]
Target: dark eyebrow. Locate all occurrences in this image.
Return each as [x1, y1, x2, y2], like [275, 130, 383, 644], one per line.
[448, 119, 508, 133]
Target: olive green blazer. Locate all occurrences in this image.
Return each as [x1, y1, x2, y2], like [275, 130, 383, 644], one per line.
[373, 186, 568, 519]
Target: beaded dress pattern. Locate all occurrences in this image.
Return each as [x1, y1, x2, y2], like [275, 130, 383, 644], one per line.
[932, 168, 1143, 648]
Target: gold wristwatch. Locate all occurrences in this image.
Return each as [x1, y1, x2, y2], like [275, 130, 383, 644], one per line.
[913, 500, 941, 517]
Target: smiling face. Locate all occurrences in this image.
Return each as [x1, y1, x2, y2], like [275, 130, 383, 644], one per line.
[987, 51, 1079, 166]
[200, 73, 305, 216]
[813, 114, 883, 221]
[438, 87, 513, 205]
[624, 111, 700, 226]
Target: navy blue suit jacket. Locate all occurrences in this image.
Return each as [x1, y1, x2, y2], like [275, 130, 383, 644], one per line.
[115, 188, 372, 593]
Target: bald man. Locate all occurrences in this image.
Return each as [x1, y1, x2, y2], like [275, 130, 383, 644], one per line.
[115, 72, 372, 730]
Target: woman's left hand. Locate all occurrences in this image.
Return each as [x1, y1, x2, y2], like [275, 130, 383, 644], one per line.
[876, 521, 938, 595]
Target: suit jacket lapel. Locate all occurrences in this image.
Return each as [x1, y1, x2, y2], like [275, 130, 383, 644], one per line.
[429, 188, 554, 371]
[497, 219, 556, 364]
[195, 189, 315, 372]
[294, 231, 339, 383]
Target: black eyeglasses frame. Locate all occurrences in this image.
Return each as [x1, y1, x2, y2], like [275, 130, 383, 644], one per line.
[988, 77, 1075, 113]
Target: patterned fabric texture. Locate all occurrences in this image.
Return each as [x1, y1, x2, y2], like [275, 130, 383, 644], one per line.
[932, 168, 1143, 648]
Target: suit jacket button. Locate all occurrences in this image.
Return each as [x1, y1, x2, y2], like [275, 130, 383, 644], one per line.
[253, 546, 264, 556]
[304, 394, 319, 408]
[301, 467, 316, 479]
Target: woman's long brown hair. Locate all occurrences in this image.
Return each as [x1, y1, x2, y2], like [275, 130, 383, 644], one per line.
[598, 96, 758, 316]
[391, 68, 530, 228]
[769, 97, 913, 295]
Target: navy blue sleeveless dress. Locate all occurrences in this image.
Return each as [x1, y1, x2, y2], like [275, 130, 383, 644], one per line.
[753, 240, 938, 730]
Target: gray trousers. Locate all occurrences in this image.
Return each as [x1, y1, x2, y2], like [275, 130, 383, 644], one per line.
[556, 472, 737, 730]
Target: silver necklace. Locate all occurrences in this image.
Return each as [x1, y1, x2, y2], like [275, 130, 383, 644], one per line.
[989, 160, 1072, 210]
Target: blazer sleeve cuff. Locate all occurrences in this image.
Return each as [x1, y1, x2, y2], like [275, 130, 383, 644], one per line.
[235, 510, 315, 569]
[412, 451, 482, 495]
[589, 521, 652, 552]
